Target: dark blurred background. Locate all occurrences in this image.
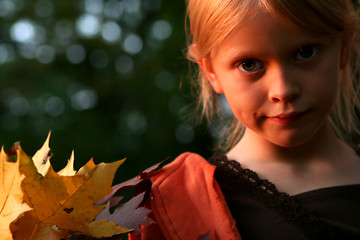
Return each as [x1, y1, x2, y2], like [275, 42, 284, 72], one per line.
[0, 0, 213, 182]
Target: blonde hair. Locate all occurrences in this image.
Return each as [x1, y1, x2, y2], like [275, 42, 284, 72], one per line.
[185, 0, 360, 152]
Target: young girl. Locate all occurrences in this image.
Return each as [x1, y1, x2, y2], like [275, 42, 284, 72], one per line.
[129, 0, 360, 239]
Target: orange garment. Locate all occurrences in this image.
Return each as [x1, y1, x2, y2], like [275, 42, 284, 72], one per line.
[130, 152, 241, 240]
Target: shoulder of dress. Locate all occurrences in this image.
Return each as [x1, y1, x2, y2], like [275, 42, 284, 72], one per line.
[148, 152, 216, 186]
[156, 152, 213, 174]
[170, 151, 211, 166]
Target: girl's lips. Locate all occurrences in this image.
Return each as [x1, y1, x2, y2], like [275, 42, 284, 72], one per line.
[268, 111, 309, 124]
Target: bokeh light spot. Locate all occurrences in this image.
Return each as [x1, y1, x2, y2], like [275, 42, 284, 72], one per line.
[45, 96, 65, 116]
[123, 0, 140, 13]
[126, 111, 147, 135]
[36, 45, 55, 64]
[101, 21, 122, 43]
[0, 0, 16, 18]
[71, 89, 98, 111]
[66, 44, 86, 64]
[84, 0, 103, 14]
[123, 34, 143, 55]
[151, 20, 172, 40]
[10, 19, 35, 42]
[7, 96, 29, 116]
[76, 14, 101, 38]
[104, 0, 124, 19]
[18, 43, 37, 59]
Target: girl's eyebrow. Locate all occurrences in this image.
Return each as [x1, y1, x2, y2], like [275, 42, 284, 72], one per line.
[220, 47, 271, 61]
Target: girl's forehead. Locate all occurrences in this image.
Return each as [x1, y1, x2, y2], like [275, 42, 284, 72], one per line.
[227, 12, 323, 43]
[210, 11, 340, 59]
[230, 8, 337, 41]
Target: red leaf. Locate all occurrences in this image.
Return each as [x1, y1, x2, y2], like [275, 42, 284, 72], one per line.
[95, 192, 154, 234]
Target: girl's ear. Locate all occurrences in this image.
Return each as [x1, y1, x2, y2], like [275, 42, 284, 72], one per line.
[197, 58, 224, 94]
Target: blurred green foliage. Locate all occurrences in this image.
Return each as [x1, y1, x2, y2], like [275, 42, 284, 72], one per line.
[0, 0, 213, 182]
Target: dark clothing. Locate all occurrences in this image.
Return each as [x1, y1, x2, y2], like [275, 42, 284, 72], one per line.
[209, 153, 360, 240]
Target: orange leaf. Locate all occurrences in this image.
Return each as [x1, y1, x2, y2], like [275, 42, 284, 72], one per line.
[0, 147, 31, 240]
[10, 211, 69, 240]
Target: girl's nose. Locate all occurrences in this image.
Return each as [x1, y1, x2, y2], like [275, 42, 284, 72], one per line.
[267, 66, 301, 103]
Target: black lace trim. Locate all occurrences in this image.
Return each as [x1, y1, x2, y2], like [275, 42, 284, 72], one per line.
[208, 153, 338, 240]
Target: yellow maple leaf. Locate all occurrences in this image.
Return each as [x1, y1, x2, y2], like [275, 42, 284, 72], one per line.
[32, 132, 52, 176]
[58, 150, 77, 176]
[13, 141, 128, 239]
[0, 146, 31, 240]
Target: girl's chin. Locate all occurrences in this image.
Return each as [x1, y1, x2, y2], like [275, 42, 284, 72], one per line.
[266, 134, 316, 148]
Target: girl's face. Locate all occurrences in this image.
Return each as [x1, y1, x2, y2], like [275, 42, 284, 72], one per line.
[200, 12, 348, 147]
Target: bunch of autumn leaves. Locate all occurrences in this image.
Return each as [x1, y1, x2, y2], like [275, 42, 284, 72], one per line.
[0, 133, 155, 239]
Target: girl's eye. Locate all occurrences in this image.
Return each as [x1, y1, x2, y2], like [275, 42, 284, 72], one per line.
[295, 46, 319, 61]
[238, 59, 263, 72]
